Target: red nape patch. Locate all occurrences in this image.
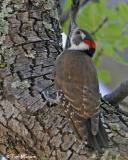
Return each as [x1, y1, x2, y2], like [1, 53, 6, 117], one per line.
[83, 39, 96, 49]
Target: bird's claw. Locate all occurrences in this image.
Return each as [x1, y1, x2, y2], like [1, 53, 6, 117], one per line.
[42, 91, 60, 106]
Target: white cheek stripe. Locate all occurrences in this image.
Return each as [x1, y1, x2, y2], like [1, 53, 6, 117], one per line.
[81, 32, 86, 39]
[68, 42, 89, 50]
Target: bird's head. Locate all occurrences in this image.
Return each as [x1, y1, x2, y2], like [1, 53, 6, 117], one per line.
[69, 28, 96, 57]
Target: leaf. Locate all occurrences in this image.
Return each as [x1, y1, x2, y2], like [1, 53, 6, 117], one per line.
[118, 2, 128, 22]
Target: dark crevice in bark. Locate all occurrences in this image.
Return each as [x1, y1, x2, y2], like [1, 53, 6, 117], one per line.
[16, 71, 24, 81]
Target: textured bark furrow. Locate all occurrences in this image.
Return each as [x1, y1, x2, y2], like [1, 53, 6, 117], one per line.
[0, 100, 45, 158]
[1, 96, 128, 159]
[1, 0, 62, 112]
[0, 1, 64, 158]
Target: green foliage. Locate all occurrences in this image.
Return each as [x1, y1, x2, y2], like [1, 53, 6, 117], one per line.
[63, 0, 128, 83]
[64, 0, 72, 11]
[98, 69, 110, 83]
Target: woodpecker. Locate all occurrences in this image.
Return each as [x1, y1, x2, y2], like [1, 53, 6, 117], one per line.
[54, 27, 108, 151]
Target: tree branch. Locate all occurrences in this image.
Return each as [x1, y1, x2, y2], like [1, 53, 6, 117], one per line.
[91, 17, 108, 35]
[104, 80, 128, 105]
[65, 0, 80, 49]
[60, 0, 90, 25]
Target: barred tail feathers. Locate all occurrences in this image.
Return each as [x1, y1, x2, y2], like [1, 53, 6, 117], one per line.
[85, 117, 108, 151]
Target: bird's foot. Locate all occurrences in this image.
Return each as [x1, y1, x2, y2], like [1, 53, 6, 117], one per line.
[42, 91, 60, 106]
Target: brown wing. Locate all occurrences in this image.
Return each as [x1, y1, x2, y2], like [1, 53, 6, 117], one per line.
[54, 50, 100, 140]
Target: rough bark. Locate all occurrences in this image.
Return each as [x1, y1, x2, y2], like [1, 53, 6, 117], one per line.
[0, 0, 128, 160]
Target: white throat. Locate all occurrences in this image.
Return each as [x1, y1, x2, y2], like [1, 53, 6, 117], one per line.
[68, 42, 89, 50]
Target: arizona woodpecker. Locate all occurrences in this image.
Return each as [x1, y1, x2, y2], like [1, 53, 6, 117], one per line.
[54, 27, 108, 151]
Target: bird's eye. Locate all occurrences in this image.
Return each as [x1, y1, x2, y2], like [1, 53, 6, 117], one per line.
[76, 31, 80, 34]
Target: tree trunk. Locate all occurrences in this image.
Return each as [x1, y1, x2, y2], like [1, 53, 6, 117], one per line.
[0, 0, 128, 160]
